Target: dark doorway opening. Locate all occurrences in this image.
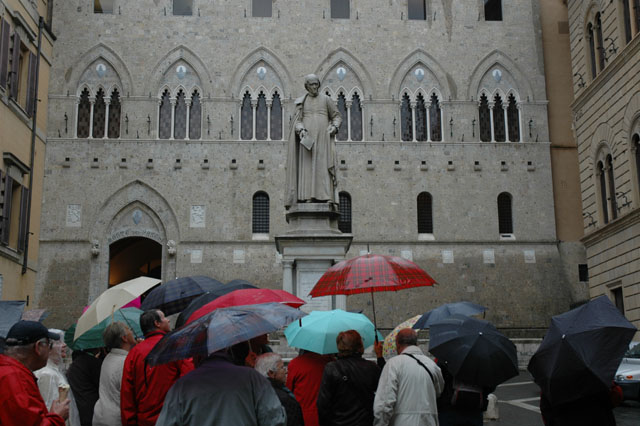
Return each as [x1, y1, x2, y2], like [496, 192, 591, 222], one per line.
[109, 237, 162, 286]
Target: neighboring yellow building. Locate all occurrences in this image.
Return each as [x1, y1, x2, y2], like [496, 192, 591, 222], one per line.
[568, 0, 640, 335]
[0, 0, 53, 306]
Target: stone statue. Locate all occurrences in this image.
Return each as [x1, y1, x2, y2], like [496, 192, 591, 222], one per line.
[167, 240, 176, 256]
[285, 74, 342, 209]
[90, 239, 100, 257]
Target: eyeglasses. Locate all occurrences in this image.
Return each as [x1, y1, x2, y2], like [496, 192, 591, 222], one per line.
[37, 339, 53, 349]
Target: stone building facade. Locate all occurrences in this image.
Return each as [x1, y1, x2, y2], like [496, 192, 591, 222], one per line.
[37, 0, 587, 330]
[568, 0, 640, 336]
[0, 0, 54, 306]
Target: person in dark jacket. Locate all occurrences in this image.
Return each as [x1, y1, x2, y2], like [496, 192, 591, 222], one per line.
[539, 385, 620, 426]
[256, 352, 305, 426]
[67, 348, 104, 425]
[317, 330, 381, 426]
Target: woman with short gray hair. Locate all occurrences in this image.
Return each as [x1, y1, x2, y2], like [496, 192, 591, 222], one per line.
[255, 353, 304, 426]
[93, 322, 136, 426]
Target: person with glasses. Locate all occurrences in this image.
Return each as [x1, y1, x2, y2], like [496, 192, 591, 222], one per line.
[256, 353, 304, 426]
[0, 320, 69, 425]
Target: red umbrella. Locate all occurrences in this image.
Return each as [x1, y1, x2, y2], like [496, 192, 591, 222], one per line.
[309, 254, 437, 334]
[187, 288, 305, 324]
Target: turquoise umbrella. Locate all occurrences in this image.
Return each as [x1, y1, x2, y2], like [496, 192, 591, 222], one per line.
[285, 309, 383, 355]
[65, 308, 143, 350]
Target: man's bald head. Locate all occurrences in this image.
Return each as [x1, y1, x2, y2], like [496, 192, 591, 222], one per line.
[395, 328, 418, 354]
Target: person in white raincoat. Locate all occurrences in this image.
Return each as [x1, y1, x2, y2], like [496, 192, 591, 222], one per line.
[374, 328, 444, 426]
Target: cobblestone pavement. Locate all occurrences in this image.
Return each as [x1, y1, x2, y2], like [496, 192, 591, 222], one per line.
[486, 371, 640, 425]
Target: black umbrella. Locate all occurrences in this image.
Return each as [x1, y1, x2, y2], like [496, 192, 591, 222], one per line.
[527, 295, 636, 406]
[175, 280, 257, 328]
[413, 301, 487, 329]
[140, 276, 225, 315]
[429, 314, 518, 388]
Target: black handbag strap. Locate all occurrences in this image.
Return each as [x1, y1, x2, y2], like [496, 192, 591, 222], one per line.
[403, 353, 435, 386]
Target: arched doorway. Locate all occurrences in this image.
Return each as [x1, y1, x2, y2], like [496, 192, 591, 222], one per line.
[109, 237, 162, 285]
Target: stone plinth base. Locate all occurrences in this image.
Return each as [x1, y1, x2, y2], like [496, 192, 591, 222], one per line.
[277, 203, 352, 312]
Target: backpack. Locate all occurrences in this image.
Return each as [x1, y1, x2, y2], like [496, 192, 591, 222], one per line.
[450, 378, 484, 410]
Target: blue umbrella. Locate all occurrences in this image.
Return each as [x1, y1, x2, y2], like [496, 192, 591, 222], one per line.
[146, 302, 306, 366]
[413, 301, 487, 329]
[141, 275, 224, 315]
[284, 309, 383, 355]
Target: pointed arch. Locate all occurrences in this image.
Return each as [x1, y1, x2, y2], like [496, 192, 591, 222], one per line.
[315, 48, 374, 99]
[229, 47, 293, 98]
[589, 122, 616, 174]
[389, 49, 451, 100]
[467, 50, 535, 102]
[146, 45, 214, 98]
[67, 43, 133, 96]
[622, 91, 640, 152]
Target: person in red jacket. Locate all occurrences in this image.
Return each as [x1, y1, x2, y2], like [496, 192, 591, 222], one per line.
[0, 320, 69, 426]
[286, 349, 334, 426]
[120, 309, 193, 426]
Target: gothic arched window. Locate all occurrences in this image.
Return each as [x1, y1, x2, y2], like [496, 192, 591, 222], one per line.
[479, 94, 491, 142]
[634, 134, 640, 192]
[350, 93, 363, 141]
[336, 93, 348, 141]
[607, 155, 618, 220]
[401, 93, 413, 142]
[108, 89, 121, 139]
[507, 94, 520, 142]
[623, 0, 633, 43]
[159, 90, 172, 139]
[596, 13, 605, 71]
[270, 92, 283, 140]
[189, 91, 201, 140]
[77, 88, 91, 138]
[493, 94, 506, 142]
[252, 191, 270, 234]
[255, 92, 268, 141]
[497, 192, 513, 234]
[429, 93, 442, 141]
[588, 23, 597, 79]
[415, 93, 427, 142]
[598, 161, 609, 224]
[338, 192, 352, 233]
[92, 88, 106, 139]
[417, 192, 433, 234]
[174, 90, 187, 139]
[241, 92, 253, 140]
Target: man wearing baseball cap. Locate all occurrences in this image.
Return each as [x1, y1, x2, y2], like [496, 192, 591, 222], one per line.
[0, 320, 70, 425]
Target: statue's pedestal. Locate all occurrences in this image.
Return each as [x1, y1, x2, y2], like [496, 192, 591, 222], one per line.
[276, 204, 352, 312]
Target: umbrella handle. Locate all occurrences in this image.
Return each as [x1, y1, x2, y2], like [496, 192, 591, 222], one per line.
[370, 291, 378, 343]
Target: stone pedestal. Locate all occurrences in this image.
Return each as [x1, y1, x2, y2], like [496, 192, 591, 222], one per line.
[276, 204, 352, 312]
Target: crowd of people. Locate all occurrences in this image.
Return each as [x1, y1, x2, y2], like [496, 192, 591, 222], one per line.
[3, 309, 618, 426]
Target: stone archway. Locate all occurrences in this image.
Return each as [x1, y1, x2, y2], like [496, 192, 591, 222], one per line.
[109, 237, 162, 285]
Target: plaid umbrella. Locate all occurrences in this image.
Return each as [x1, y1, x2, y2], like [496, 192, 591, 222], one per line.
[186, 289, 306, 324]
[175, 281, 257, 328]
[146, 302, 306, 366]
[141, 275, 224, 315]
[309, 254, 437, 331]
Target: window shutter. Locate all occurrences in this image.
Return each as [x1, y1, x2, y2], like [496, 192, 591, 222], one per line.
[1, 174, 13, 245]
[0, 20, 10, 89]
[9, 32, 20, 100]
[26, 52, 37, 117]
[17, 186, 29, 252]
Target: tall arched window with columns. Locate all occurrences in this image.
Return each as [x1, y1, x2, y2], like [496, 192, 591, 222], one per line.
[241, 92, 253, 140]
[240, 90, 284, 140]
[77, 88, 91, 138]
[336, 93, 348, 141]
[255, 92, 268, 140]
[350, 93, 363, 141]
[507, 94, 520, 142]
[598, 160, 609, 224]
[479, 94, 491, 142]
[607, 155, 618, 220]
[159, 90, 172, 139]
[493, 94, 506, 142]
[189, 91, 201, 140]
[157, 88, 202, 140]
[478, 93, 521, 142]
[92, 89, 106, 139]
[429, 93, 442, 141]
[415, 93, 427, 142]
[588, 23, 597, 79]
[401, 93, 413, 142]
[270, 92, 283, 140]
[108, 89, 121, 139]
[174, 90, 187, 139]
[77, 87, 121, 139]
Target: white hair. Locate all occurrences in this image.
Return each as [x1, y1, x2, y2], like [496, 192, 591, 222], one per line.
[254, 352, 282, 377]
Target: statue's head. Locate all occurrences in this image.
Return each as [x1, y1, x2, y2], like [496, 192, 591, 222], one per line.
[304, 74, 321, 97]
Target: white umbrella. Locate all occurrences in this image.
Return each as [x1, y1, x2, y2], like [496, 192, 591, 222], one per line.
[74, 276, 161, 340]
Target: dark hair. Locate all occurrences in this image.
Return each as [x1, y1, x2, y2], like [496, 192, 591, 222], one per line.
[102, 322, 128, 350]
[140, 310, 161, 336]
[336, 330, 364, 356]
[396, 328, 418, 347]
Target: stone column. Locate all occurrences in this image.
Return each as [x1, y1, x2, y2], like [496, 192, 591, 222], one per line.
[503, 105, 509, 142]
[410, 101, 417, 142]
[282, 260, 294, 294]
[157, 100, 163, 138]
[88, 97, 95, 139]
[266, 99, 272, 141]
[74, 99, 80, 138]
[170, 98, 176, 140]
[251, 99, 257, 141]
[185, 98, 191, 140]
[517, 104, 523, 142]
[426, 101, 432, 142]
[103, 98, 110, 139]
[488, 102, 495, 142]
